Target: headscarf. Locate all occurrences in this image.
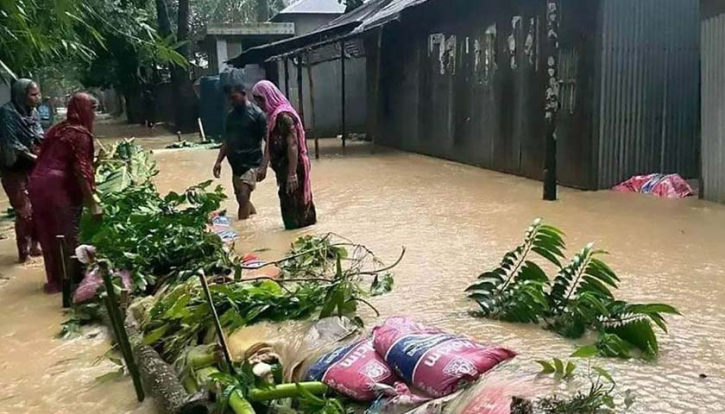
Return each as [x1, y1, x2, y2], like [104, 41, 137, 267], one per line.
[43, 93, 96, 145]
[251, 80, 312, 203]
[0, 78, 43, 169]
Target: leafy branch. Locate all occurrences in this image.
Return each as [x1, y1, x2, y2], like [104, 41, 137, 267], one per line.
[467, 219, 680, 359]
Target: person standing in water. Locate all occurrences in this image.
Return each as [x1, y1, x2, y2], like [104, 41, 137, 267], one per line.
[213, 83, 267, 220]
[0, 78, 43, 262]
[29, 93, 102, 294]
[251, 80, 316, 230]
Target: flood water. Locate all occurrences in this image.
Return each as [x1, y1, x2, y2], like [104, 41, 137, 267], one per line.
[2, 137, 725, 413]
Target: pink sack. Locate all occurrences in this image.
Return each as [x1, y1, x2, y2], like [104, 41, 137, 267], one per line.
[73, 267, 133, 304]
[306, 338, 400, 401]
[372, 317, 516, 398]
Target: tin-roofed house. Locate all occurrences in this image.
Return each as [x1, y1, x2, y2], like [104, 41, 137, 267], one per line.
[233, 0, 700, 190]
[365, 0, 700, 190]
[701, 0, 725, 204]
[231, 0, 374, 143]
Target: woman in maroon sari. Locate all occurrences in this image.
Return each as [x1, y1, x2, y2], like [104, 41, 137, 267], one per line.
[251, 80, 316, 230]
[29, 93, 102, 293]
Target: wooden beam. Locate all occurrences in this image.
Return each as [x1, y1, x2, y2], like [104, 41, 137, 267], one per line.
[340, 40, 346, 149]
[306, 53, 319, 159]
[284, 58, 290, 97]
[373, 27, 383, 152]
[297, 54, 304, 128]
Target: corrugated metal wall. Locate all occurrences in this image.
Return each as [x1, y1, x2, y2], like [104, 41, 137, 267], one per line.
[595, 0, 700, 189]
[701, 9, 725, 203]
[378, 0, 560, 183]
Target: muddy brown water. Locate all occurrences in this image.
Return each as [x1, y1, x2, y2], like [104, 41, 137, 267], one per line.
[1, 138, 724, 413]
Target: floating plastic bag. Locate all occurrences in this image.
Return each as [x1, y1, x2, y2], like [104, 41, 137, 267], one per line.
[613, 174, 693, 198]
[373, 317, 516, 398]
[444, 370, 540, 414]
[307, 338, 400, 401]
[73, 268, 133, 303]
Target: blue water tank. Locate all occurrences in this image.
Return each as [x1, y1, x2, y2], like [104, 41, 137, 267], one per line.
[199, 76, 225, 140]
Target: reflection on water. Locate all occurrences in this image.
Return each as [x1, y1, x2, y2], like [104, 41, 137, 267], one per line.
[2, 139, 725, 413]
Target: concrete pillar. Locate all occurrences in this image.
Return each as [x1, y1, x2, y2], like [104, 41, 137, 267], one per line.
[216, 38, 228, 73]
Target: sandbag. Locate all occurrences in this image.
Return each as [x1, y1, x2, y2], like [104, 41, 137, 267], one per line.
[372, 317, 516, 398]
[306, 338, 400, 401]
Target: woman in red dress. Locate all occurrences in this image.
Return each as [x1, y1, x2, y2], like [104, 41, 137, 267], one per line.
[29, 93, 102, 293]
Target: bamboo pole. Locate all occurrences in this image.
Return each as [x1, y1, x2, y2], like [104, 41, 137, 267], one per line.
[197, 118, 207, 143]
[196, 271, 234, 371]
[296, 55, 305, 129]
[57, 236, 71, 309]
[340, 40, 346, 149]
[373, 27, 383, 153]
[284, 58, 290, 97]
[101, 268, 145, 402]
[306, 53, 319, 159]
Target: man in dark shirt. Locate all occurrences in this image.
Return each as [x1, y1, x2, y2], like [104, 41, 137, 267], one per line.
[213, 84, 267, 220]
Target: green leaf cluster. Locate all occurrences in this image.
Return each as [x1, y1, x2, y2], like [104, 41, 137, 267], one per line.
[80, 141, 229, 292]
[467, 219, 680, 359]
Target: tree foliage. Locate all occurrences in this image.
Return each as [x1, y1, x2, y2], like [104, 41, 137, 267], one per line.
[0, 0, 184, 82]
[467, 219, 680, 359]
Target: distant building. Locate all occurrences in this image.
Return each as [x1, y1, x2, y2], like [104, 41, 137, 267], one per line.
[232, 0, 368, 140]
[701, 0, 725, 204]
[198, 23, 295, 74]
[271, 0, 346, 35]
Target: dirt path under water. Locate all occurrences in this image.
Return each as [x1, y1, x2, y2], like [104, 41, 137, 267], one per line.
[1, 134, 725, 413]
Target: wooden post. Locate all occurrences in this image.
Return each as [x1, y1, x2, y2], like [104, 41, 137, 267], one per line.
[373, 28, 383, 153]
[197, 118, 207, 143]
[543, 0, 560, 201]
[297, 54, 305, 127]
[284, 58, 290, 97]
[101, 267, 145, 402]
[57, 235, 71, 309]
[306, 53, 320, 159]
[340, 40, 347, 149]
[197, 271, 234, 371]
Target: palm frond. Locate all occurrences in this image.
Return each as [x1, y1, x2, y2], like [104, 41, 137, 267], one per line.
[549, 244, 618, 315]
[466, 219, 565, 322]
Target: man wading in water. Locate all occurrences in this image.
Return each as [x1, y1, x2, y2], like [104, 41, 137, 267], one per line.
[213, 83, 267, 220]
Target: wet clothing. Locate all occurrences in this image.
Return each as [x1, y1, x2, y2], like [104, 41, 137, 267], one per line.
[269, 116, 317, 230]
[224, 102, 266, 177]
[233, 168, 257, 193]
[1, 170, 38, 260]
[0, 79, 43, 260]
[251, 80, 316, 230]
[29, 93, 96, 293]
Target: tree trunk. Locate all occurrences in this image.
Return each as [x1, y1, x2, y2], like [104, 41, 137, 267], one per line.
[155, 0, 172, 38]
[173, 0, 195, 133]
[156, 0, 195, 133]
[257, 0, 269, 22]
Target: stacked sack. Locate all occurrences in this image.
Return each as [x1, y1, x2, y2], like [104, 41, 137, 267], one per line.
[304, 316, 516, 404]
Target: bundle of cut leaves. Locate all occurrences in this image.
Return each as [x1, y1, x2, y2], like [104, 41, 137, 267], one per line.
[141, 235, 401, 361]
[466, 219, 680, 359]
[81, 180, 231, 292]
[95, 139, 157, 195]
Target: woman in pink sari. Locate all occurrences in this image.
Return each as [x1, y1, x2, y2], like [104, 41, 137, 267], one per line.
[251, 80, 316, 230]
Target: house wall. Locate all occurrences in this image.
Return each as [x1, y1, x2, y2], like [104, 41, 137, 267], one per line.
[701, 2, 725, 203]
[282, 14, 339, 36]
[278, 57, 367, 138]
[594, 0, 700, 189]
[377, 0, 575, 183]
[375, 0, 699, 190]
